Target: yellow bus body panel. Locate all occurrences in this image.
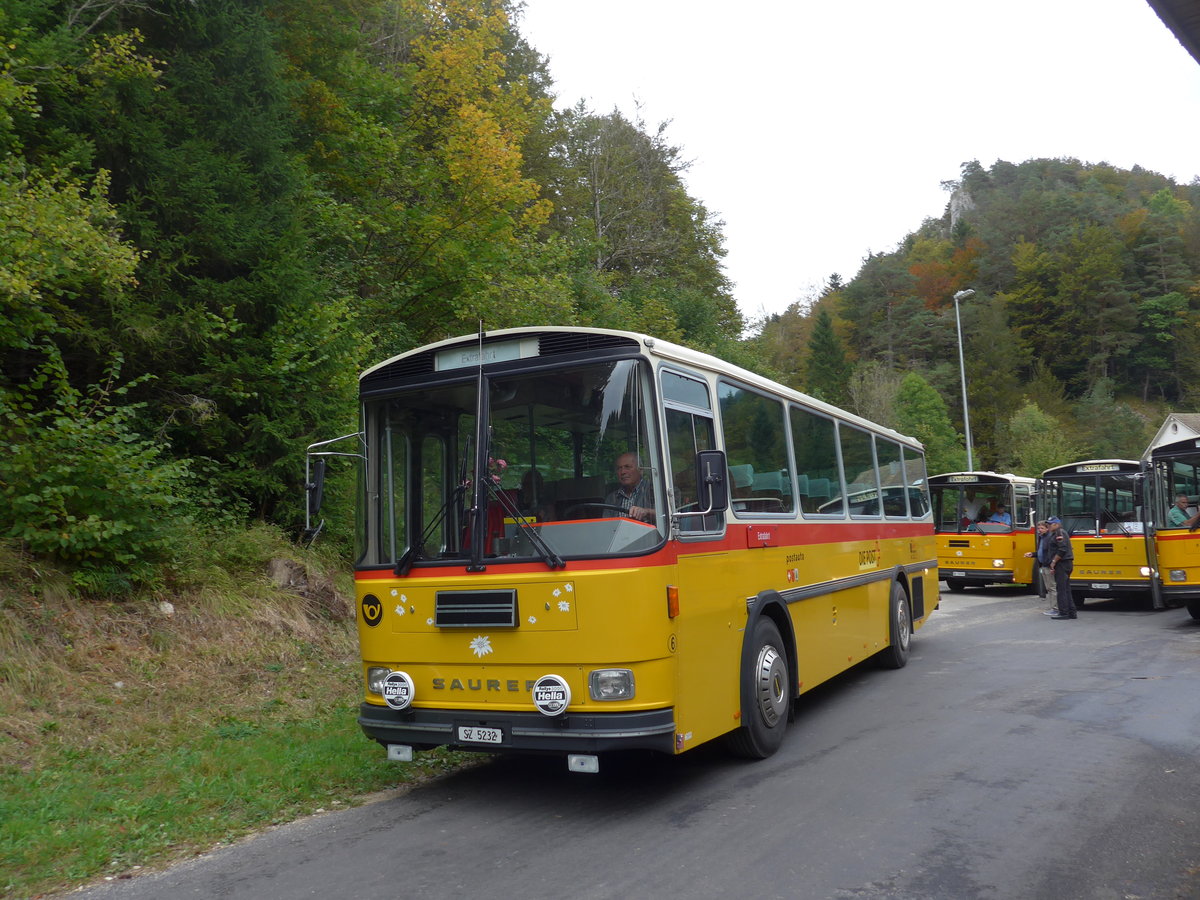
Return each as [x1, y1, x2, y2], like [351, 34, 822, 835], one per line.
[357, 529, 937, 754]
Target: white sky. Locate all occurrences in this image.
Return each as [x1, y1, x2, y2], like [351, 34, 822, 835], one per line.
[516, 0, 1200, 324]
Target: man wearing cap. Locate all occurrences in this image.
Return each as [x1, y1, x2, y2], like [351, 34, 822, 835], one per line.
[1025, 520, 1055, 605]
[1045, 517, 1076, 620]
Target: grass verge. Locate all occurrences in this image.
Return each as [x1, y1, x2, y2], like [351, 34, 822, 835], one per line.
[0, 530, 473, 899]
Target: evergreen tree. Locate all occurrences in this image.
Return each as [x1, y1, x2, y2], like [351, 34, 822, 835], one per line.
[803, 306, 851, 406]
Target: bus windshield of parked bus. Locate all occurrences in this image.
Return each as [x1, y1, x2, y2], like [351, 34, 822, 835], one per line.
[929, 473, 1025, 533]
[1040, 461, 1144, 536]
[358, 356, 668, 571]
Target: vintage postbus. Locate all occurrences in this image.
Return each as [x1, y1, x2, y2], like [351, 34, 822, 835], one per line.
[926, 472, 1037, 592]
[1142, 433, 1200, 618]
[1037, 459, 1158, 609]
[311, 327, 938, 771]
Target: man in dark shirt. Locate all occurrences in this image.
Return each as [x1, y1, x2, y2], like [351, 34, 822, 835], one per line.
[1046, 517, 1076, 620]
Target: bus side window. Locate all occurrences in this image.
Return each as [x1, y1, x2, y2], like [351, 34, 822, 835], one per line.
[789, 405, 843, 516]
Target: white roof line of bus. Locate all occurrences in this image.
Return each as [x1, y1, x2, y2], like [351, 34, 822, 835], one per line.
[1039, 458, 1140, 475]
[361, 326, 924, 450]
[928, 471, 1036, 482]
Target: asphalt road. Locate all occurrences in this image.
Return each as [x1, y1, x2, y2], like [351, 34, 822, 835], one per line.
[69, 586, 1200, 900]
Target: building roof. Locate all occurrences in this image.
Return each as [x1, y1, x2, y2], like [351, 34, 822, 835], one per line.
[1146, 413, 1200, 456]
[1147, 0, 1200, 66]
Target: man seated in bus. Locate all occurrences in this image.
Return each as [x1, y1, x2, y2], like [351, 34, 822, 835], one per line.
[987, 502, 1012, 527]
[606, 451, 657, 523]
[1168, 493, 1200, 529]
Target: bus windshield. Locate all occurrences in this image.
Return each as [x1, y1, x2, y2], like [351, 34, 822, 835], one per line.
[1041, 466, 1143, 536]
[358, 357, 666, 568]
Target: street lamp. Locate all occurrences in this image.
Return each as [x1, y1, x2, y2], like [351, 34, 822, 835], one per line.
[953, 289, 975, 471]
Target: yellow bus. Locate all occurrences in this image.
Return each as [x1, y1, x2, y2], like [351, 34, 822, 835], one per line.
[926, 472, 1037, 592]
[1037, 459, 1159, 609]
[1142, 432, 1200, 618]
[313, 327, 938, 771]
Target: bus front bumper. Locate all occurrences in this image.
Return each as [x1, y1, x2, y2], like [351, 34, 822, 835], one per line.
[358, 703, 678, 756]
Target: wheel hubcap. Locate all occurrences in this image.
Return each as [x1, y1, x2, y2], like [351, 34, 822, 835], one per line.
[754, 644, 787, 727]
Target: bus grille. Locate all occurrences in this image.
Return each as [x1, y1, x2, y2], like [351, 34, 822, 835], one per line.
[1083, 543, 1114, 553]
[435, 590, 518, 627]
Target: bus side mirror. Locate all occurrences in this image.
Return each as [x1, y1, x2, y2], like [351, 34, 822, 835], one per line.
[307, 457, 327, 520]
[695, 449, 729, 513]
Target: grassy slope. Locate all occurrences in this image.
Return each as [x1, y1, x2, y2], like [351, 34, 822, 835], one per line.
[0, 530, 469, 900]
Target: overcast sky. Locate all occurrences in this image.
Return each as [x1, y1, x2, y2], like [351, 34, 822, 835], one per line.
[516, 0, 1200, 324]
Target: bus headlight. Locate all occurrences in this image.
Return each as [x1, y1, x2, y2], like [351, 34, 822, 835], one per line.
[992, 559, 1004, 568]
[589, 668, 635, 701]
[1170, 570, 1188, 582]
[1139, 566, 1152, 577]
[367, 666, 391, 695]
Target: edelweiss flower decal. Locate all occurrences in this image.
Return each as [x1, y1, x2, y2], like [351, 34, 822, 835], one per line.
[558, 600, 571, 613]
[469, 635, 493, 658]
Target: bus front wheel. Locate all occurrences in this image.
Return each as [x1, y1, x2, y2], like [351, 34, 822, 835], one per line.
[945, 578, 967, 592]
[876, 581, 911, 670]
[1188, 601, 1200, 621]
[725, 618, 790, 759]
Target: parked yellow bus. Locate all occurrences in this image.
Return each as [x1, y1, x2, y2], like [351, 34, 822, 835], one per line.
[1038, 459, 1159, 609]
[1142, 433, 1200, 618]
[311, 327, 938, 771]
[927, 472, 1037, 592]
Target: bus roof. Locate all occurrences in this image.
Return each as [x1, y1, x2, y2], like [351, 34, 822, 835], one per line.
[361, 326, 926, 451]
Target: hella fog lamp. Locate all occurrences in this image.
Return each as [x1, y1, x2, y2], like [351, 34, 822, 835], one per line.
[589, 668, 635, 701]
[367, 666, 391, 695]
[1170, 570, 1188, 583]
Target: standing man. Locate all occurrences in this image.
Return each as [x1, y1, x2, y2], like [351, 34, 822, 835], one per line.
[606, 451, 656, 523]
[1045, 516, 1076, 620]
[1025, 520, 1054, 605]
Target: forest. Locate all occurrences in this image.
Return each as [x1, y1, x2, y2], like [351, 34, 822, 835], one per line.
[4, 0, 1200, 591]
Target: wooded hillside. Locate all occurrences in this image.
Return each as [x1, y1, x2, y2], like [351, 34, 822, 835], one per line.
[3, 0, 1198, 589]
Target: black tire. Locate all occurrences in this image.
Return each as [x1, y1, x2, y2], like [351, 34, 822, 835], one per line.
[1071, 590, 1086, 607]
[725, 618, 790, 759]
[945, 578, 967, 592]
[1188, 600, 1200, 621]
[876, 581, 911, 670]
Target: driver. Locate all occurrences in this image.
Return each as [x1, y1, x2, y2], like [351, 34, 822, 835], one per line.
[606, 451, 656, 523]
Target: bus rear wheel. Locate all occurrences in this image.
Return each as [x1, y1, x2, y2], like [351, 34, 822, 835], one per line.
[876, 581, 911, 670]
[725, 618, 790, 759]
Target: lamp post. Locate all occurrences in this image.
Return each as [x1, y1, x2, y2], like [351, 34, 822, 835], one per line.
[953, 289, 975, 471]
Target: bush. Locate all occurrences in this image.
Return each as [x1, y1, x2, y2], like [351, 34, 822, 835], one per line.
[0, 358, 195, 591]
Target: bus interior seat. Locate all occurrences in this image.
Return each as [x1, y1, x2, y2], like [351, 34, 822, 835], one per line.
[548, 475, 606, 519]
[752, 470, 784, 498]
[807, 477, 831, 500]
[728, 464, 755, 497]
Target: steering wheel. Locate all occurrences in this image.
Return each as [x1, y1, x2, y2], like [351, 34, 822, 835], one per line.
[563, 502, 628, 518]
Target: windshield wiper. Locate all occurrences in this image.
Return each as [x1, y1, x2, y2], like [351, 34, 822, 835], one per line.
[484, 476, 564, 570]
[395, 482, 468, 576]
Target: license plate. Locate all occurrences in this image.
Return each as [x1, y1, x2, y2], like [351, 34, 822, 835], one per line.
[951, 571, 965, 578]
[1091, 583, 1109, 590]
[457, 725, 503, 745]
